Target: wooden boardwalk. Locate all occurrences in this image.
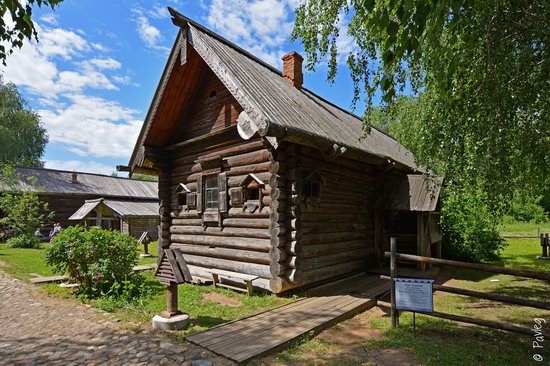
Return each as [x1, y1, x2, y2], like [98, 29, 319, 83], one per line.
[186, 274, 390, 364]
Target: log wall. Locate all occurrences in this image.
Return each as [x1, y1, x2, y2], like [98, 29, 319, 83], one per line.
[278, 144, 382, 291]
[168, 128, 276, 289]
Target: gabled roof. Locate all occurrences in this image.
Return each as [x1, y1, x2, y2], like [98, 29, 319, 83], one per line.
[6, 167, 158, 199]
[69, 198, 159, 220]
[376, 175, 443, 212]
[129, 8, 418, 171]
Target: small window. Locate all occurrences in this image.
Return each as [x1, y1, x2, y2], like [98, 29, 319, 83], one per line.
[245, 188, 260, 201]
[205, 176, 219, 210]
[304, 180, 321, 200]
[209, 90, 217, 98]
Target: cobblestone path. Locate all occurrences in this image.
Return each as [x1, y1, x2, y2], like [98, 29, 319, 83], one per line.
[0, 271, 232, 365]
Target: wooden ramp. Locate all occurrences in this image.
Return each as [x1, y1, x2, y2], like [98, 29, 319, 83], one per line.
[186, 274, 390, 364]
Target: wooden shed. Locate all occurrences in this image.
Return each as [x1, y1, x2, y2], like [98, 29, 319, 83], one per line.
[2, 167, 159, 237]
[69, 198, 160, 240]
[122, 8, 442, 293]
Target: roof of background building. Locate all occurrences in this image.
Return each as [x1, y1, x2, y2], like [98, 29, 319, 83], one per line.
[6, 166, 158, 200]
[69, 198, 159, 220]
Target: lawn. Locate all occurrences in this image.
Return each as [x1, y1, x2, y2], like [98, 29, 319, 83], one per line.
[0, 239, 292, 337]
[258, 224, 550, 366]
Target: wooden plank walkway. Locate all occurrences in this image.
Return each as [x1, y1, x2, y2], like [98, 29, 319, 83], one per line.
[186, 274, 390, 364]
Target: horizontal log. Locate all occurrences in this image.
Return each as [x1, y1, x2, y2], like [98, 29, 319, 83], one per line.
[177, 254, 271, 278]
[170, 139, 265, 164]
[270, 262, 287, 277]
[288, 247, 374, 270]
[286, 259, 367, 285]
[269, 247, 287, 263]
[384, 252, 550, 281]
[223, 218, 270, 229]
[269, 276, 296, 293]
[227, 207, 271, 218]
[228, 172, 271, 187]
[288, 240, 372, 257]
[432, 285, 550, 310]
[171, 218, 203, 226]
[170, 234, 270, 252]
[174, 243, 270, 264]
[301, 222, 371, 234]
[301, 231, 371, 245]
[170, 226, 270, 239]
[376, 301, 532, 336]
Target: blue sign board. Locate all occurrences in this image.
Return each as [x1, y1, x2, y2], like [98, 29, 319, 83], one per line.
[394, 278, 434, 312]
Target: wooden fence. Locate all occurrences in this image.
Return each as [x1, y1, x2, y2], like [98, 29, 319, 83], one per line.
[382, 237, 550, 336]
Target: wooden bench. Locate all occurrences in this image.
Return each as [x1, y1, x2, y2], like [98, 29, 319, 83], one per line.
[208, 269, 259, 296]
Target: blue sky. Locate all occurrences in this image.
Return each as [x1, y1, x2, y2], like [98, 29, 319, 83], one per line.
[2, 0, 367, 176]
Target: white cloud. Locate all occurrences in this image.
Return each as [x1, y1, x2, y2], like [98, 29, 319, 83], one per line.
[206, 0, 298, 67]
[149, 5, 169, 19]
[38, 94, 142, 158]
[132, 8, 168, 52]
[1, 24, 141, 161]
[41, 13, 59, 26]
[45, 160, 117, 176]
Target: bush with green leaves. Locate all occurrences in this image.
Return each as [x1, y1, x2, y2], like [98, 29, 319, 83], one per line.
[6, 233, 41, 248]
[441, 187, 506, 262]
[503, 191, 548, 224]
[46, 226, 145, 299]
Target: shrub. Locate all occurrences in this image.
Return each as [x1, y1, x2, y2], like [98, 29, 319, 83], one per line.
[441, 187, 506, 262]
[506, 191, 548, 224]
[6, 233, 40, 248]
[46, 226, 144, 299]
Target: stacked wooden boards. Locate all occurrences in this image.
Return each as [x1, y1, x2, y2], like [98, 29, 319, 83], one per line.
[186, 274, 390, 363]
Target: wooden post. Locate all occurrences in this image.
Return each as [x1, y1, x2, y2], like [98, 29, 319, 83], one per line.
[543, 234, 549, 258]
[390, 237, 398, 327]
[163, 283, 181, 318]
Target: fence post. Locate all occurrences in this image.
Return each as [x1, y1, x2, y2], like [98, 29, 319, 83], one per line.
[543, 234, 549, 258]
[390, 237, 399, 327]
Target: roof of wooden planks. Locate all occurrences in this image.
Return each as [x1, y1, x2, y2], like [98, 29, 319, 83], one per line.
[69, 198, 159, 220]
[375, 174, 443, 212]
[128, 8, 419, 172]
[5, 166, 158, 200]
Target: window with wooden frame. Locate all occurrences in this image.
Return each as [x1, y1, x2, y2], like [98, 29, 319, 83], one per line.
[205, 176, 219, 210]
[176, 183, 195, 213]
[196, 172, 228, 224]
[301, 170, 325, 207]
[231, 173, 265, 213]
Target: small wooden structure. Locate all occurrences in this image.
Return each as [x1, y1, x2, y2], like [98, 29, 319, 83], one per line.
[154, 248, 193, 317]
[69, 198, 159, 240]
[121, 8, 442, 296]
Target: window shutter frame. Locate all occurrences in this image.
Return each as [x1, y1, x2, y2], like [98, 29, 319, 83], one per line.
[218, 172, 228, 213]
[196, 175, 203, 213]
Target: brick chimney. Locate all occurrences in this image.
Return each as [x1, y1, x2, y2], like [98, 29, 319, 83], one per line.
[70, 172, 78, 184]
[282, 51, 304, 89]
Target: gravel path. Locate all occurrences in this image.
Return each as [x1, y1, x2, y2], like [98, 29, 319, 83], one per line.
[0, 270, 231, 365]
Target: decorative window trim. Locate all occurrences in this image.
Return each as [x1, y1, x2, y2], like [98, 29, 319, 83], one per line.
[176, 183, 195, 213]
[300, 170, 325, 208]
[240, 173, 265, 213]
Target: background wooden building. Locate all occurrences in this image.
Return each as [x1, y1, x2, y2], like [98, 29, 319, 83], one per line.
[3, 167, 159, 239]
[69, 198, 159, 240]
[124, 9, 442, 293]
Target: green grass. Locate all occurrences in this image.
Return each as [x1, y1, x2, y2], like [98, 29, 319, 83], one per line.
[261, 223, 550, 366]
[499, 222, 550, 236]
[0, 243, 54, 281]
[0, 239, 291, 337]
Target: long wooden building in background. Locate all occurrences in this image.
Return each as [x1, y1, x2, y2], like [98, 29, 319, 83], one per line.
[3, 167, 159, 240]
[124, 8, 442, 293]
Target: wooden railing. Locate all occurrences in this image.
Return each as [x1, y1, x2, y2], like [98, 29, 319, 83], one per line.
[381, 237, 550, 336]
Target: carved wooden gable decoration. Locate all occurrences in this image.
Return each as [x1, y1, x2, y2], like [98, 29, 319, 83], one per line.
[154, 249, 193, 285]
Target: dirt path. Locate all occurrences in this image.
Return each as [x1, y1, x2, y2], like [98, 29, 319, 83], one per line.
[0, 270, 232, 366]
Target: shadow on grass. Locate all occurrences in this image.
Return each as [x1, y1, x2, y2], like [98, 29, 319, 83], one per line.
[191, 315, 231, 329]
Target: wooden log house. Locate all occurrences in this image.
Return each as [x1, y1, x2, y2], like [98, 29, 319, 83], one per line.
[122, 8, 443, 293]
[1, 167, 159, 239]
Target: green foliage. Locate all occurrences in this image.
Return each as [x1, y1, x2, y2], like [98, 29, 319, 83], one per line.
[0, 79, 48, 167]
[0, 1, 64, 64]
[294, 1, 550, 227]
[130, 173, 159, 182]
[46, 226, 144, 299]
[441, 187, 505, 262]
[6, 233, 40, 248]
[0, 166, 52, 240]
[503, 191, 548, 224]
